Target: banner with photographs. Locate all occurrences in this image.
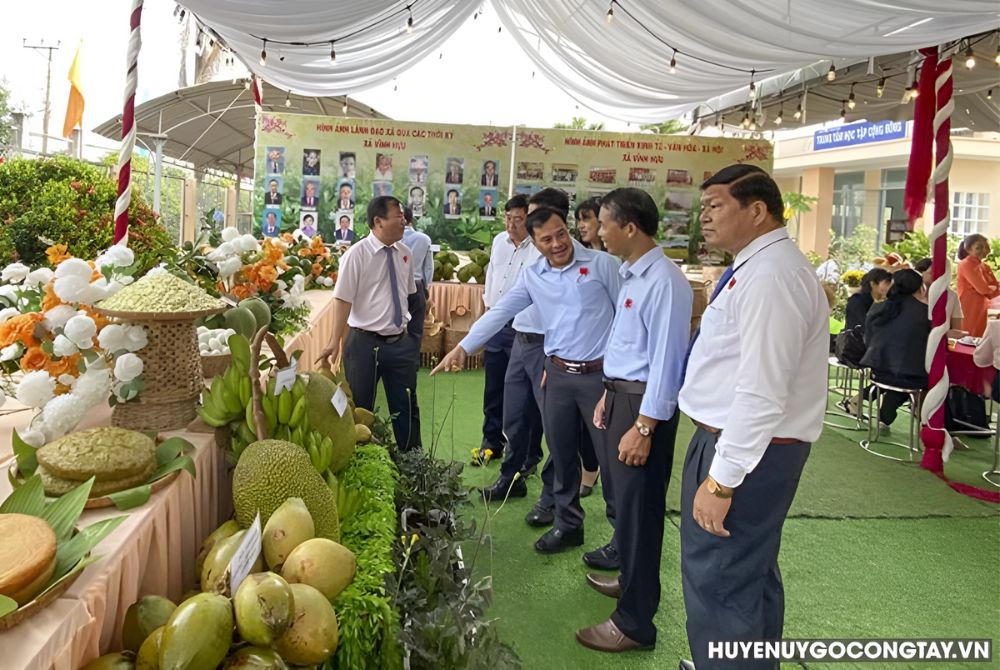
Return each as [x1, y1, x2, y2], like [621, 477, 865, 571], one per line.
[254, 114, 772, 256]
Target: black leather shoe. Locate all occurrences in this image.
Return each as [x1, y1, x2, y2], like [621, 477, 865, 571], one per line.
[585, 572, 621, 598]
[520, 462, 538, 478]
[583, 543, 620, 570]
[534, 526, 584, 553]
[679, 661, 696, 670]
[480, 477, 527, 502]
[524, 502, 554, 527]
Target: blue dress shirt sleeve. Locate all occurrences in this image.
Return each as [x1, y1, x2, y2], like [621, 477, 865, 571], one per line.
[640, 278, 693, 420]
[459, 271, 534, 353]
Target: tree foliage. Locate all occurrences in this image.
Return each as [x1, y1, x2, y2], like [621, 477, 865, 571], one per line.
[0, 82, 16, 146]
[554, 117, 605, 131]
[640, 119, 689, 134]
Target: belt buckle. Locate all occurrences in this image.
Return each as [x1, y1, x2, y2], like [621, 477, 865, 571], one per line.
[564, 360, 584, 374]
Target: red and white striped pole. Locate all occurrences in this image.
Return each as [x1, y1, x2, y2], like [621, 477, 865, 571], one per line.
[920, 50, 954, 471]
[114, 0, 143, 244]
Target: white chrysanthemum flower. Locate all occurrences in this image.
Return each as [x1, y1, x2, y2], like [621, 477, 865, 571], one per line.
[237, 235, 261, 253]
[58, 374, 77, 387]
[0, 342, 22, 362]
[221, 227, 241, 243]
[54, 257, 93, 281]
[1, 263, 31, 284]
[0, 285, 18, 303]
[53, 274, 89, 303]
[52, 334, 79, 357]
[38, 393, 88, 439]
[146, 264, 169, 277]
[97, 324, 128, 353]
[218, 256, 242, 279]
[114, 353, 144, 382]
[124, 325, 148, 352]
[43, 305, 76, 330]
[75, 278, 109, 306]
[0, 307, 19, 323]
[24, 268, 54, 289]
[95, 244, 134, 269]
[74, 367, 112, 403]
[16, 371, 57, 408]
[207, 242, 235, 261]
[64, 314, 97, 349]
[19, 428, 46, 448]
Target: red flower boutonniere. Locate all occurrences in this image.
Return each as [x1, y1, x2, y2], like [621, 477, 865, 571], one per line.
[728, 277, 737, 290]
[577, 266, 589, 283]
[403, 256, 409, 263]
[624, 298, 634, 309]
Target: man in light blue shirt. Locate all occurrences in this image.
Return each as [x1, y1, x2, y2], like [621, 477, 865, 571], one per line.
[434, 205, 621, 555]
[574, 188, 692, 654]
[402, 206, 433, 340]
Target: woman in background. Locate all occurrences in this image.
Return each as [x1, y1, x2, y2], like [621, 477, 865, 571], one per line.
[913, 258, 964, 333]
[860, 270, 931, 431]
[574, 198, 605, 251]
[845, 268, 893, 332]
[955, 233, 1000, 337]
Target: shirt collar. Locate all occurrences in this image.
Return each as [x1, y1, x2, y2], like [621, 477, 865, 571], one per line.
[734, 227, 789, 267]
[541, 239, 593, 274]
[506, 234, 531, 249]
[620, 246, 661, 279]
[365, 233, 400, 252]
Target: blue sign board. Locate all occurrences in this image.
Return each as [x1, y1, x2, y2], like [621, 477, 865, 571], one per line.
[813, 120, 906, 151]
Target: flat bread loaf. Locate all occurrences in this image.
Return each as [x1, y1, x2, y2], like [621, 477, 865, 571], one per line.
[0, 514, 58, 604]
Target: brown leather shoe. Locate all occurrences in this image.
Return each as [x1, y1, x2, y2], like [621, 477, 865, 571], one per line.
[585, 572, 621, 599]
[575, 618, 653, 653]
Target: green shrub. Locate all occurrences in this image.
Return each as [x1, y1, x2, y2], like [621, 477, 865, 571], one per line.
[0, 156, 175, 272]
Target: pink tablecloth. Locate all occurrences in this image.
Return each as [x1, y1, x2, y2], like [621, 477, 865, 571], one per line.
[282, 289, 337, 373]
[947, 343, 996, 395]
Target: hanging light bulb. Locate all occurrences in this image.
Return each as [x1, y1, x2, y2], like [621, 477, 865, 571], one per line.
[965, 44, 975, 69]
[876, 76, 885, 98]
[669, 49, 677, 74]
[715, 115, 722, 129]
[606, 2, 614, 23]
[909, 84, 918, 100]
[748, 118, 757, 131]
[847, 84, 856, 109]
[987, 89, 993, 100]
[749, 71, 756, 99]
[995, 42, 1000, 65]
[740, 113, 750, 129]
[774, 106, 783, 125]
[406, 14, 414, 33]
[342, 98, 349, 114]
[840, 101, 846, 119]
[827, 62, 837, 81]
[260, 39, 267, 66]
[330, 41, 336, 63]
[285, 92, 291, 107]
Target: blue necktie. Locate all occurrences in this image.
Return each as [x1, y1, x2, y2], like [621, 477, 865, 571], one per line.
[384, 246, 403, 329]
[681, 265, 734, 383]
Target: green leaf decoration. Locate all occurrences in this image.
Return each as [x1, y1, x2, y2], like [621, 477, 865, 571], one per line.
[107, 485, 152, 511]
[0, 595, 17, 617]
[34, 553, 102, 602]
[155, 437, 194, 465]
[40, 477, 95, 542]
[151, 454, 196, 482]
[53, 516, 126, 580]
[0, 473, 46, 516]
[12, 429, 38, 476]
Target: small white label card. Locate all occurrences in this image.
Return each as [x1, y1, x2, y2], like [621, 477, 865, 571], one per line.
[331, 385, 349, 417]
[274, 360, 297, 395]
[228, 512, 262, 596]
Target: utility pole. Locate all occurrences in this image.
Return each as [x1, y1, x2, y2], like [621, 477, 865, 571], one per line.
[23, 38, 60, 155]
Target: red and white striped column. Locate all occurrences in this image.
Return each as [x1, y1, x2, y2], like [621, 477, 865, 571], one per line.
[114, 0, 143, 244]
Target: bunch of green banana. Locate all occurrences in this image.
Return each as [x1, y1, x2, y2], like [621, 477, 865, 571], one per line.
[303, 429, 334, 473]
[197, 334, 253, 428]
[326, 471, 364, 524]
[259, 376, 307, 437]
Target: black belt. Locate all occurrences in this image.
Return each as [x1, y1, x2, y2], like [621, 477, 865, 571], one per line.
[603, 378, 647, 394]
[516, 331, 544, 344]
[549, 356, 603, 375]
[351, 327, 406, 344]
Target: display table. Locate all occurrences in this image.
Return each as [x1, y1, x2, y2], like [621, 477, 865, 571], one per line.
[0, 405, 227, 670]
[282, 289, 337, 373]
[948, 341, 996, 396]
[427, 281, 485, 329]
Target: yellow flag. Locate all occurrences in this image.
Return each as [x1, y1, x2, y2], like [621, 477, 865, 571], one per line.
[62, 42, 84, 138]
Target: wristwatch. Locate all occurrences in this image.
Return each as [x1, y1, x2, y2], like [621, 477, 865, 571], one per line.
[634, 419, 652, 437]
[705, 475, 735, 499]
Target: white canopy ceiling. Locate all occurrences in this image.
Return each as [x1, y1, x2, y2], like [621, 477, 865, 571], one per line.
[178, 0, 1000, 123]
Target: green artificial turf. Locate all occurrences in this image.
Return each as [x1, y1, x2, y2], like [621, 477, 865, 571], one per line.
[375, 369, 1000, 669]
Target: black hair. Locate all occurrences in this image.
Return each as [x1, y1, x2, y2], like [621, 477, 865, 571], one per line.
[525, 206, 567, 238]
[859, 267, 892, 296]
[600, 188, 659, 237]
[403, 205, 414, 224]
[302, 214, 315, 223]
[505, 194, 529, 212]
[869, 269, 923, 326]
[528, 188, 570, 216]
[700, 163, 784, 223]
[957, 233, 988, 261]
[447, 189, 459, 198]
[367, 196, 402, 228]
[913, 258, 932, 273]
[574, 196, 601, 221]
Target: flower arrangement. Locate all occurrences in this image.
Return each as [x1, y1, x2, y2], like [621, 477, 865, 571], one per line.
[840, 269, 866, 288]
[0, 244, 148, 447]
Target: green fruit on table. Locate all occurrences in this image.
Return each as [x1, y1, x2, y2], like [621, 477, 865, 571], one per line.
[305, 373, 357, 474]
[263, 497, 315, 571]
[234, 572, 296, 646]
[200, 530, 263, 595]
[222, 646, 289, 669]
[238, 297, 272, 331]
[159, 593, 233, 670]
[81, 652, 136, 669]
[195, 520, 241, 579]
[135, 626, 164, 670]
[224, 306, 259, 340]
[122, 595, 176, 653]
[273, 583, 339, 666]
[281, 538, 357, 601]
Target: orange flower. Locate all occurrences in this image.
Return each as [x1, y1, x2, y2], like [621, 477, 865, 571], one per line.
[46, 353, 81, 378]
[0, 312, 45, 348]
[281, 233, 295, 243]
[46, 244, 71, 266]
[19, 345, 50, 372]
[262, 239, 288, 269]
[256, 264, 278, 291]
[231, 283, 256, 300]
[311, 263, 324, 277]
[42, 282, 62, 311]
[82, 306, 108, 330]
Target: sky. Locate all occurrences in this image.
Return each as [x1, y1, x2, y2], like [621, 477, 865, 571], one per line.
[4, 0, 633, 162]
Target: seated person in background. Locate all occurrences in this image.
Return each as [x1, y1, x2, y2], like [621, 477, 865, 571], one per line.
[973, 320, 1000, 406]
[956, 233, 1000, 338]
[913, 257, 964, 335]
[859, 270, 931, 432]
[845, 268, 892, 332]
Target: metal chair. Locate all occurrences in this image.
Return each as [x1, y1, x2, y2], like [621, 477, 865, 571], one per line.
[859, 380, 923, 462]
[825, 357, 868, 430]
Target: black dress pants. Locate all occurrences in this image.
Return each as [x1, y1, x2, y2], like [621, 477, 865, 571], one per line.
[498, 334, 544, 483]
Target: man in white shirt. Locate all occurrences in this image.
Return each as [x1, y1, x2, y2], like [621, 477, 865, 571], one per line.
[677, 164, 828, 670]
[317, 196, 421, 451]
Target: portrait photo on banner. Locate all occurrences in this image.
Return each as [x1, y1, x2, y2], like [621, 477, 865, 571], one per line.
[373, 181, 394, 197]
[334, 212, 355, 245]
[261, 208, 281, 238]
[479, 190, 498, 218]
[445, 157, 464, 185]
[480, 159, 500, 187]
[301, 179, 321, 208]
[375, 152, 393, 181]
[263, 176, 284, 205]
[409, 155, 429, 184]
[335, 179, 356, 210]
[339, 151, 357, 179]
[298, 211, 318, 238]
[266, 146, 285, 174]
[408, 184, 426, 218]
[302, 148, 321, 176]
[443, 187, 462, 218]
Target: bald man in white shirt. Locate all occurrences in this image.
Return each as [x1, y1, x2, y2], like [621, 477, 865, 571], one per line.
[317, 196, 421, 451]
[677, 165, 828, 670]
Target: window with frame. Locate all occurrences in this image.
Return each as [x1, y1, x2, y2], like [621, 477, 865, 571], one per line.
[951, 192, 989, 236]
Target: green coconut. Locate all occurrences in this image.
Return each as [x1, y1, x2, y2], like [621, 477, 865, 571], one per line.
[158, 593, 234, 670]
[273, 584, 339, 666]
[122, 595, 176, 653]
[233, 572, 295, 646]
[281, 538, 356, 601]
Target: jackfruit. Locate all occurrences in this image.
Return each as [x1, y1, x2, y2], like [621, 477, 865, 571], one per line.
[232, 439, 341, 541]
[304, 373, 357, 474]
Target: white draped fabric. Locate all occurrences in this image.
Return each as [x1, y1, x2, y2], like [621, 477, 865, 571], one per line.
[179, 0, 998, 122]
